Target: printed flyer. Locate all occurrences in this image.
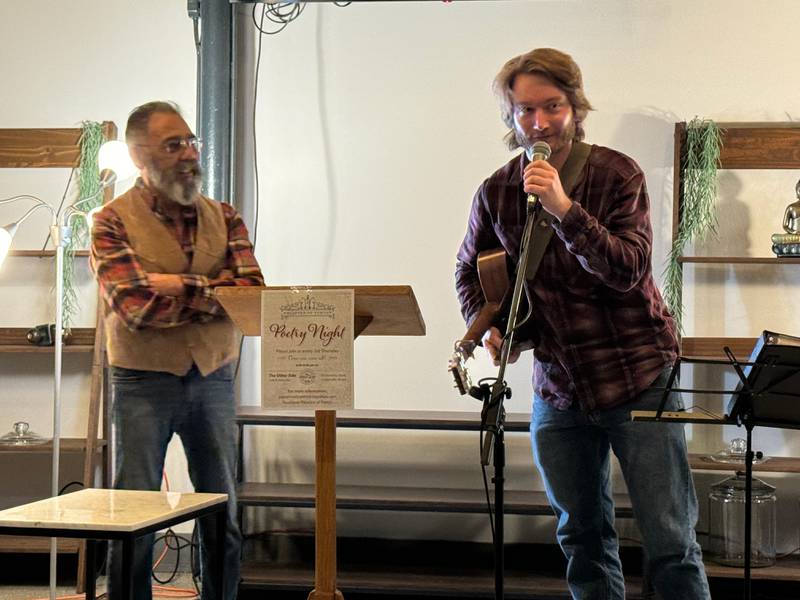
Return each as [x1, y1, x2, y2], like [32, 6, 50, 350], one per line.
[261, 289, 354, 409]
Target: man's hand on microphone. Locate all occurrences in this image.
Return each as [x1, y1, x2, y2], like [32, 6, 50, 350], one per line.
[523, 159, 572, 220]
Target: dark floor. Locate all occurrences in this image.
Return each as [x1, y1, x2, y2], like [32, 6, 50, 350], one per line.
[2, 541, 800, 600]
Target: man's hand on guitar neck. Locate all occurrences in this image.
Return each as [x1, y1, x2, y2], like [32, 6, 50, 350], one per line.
[481, 326, 533, 366]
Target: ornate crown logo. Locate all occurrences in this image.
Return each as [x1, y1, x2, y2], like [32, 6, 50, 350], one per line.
[280, 294, 335, 320]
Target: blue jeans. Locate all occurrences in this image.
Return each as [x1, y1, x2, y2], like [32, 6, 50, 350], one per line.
[108, 363, 241, 600]
[531, 369, 710, 600]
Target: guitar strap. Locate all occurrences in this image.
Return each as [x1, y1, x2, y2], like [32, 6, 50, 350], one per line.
[524, 141, 592, 280]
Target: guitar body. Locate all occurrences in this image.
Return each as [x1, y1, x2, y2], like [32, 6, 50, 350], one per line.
[449, 249, 511, 395]
[477, 248, 509, 305]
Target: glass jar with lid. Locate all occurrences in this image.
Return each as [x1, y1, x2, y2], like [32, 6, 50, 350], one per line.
[708, 472, 776, 567]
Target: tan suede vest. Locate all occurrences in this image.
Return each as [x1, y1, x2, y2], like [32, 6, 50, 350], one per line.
[104, 187, 240, 376]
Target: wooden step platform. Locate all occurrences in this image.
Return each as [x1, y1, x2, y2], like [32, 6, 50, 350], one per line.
[240, 561, 644, 599]
[239, 538, 645, 599]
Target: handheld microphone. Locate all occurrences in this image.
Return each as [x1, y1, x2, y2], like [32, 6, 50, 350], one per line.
[525, 141, 552, 207]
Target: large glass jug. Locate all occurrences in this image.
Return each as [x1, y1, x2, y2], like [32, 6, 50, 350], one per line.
[708, 473, 776, 567]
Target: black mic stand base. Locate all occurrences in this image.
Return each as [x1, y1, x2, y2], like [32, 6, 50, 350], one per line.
[476, 381, 508, 600]
[493, 427, 505, 600]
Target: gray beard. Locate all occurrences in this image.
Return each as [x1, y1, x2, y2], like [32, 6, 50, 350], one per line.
[149, 163, 202, 206]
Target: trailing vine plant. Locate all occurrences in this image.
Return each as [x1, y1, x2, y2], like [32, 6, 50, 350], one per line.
[61, 121, 105, 328]
[663, 117, 723, 330]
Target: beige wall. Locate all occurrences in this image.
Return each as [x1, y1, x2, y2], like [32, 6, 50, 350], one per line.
[0, 0, 198, 505]
[2, 0, 800, 547]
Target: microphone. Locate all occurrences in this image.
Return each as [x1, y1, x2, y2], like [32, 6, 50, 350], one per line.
[525, 141, 552, 207]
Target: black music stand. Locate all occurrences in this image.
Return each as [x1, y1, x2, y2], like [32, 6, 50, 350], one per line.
[725, 332, 800, 600]
[639, 330, 800, 600]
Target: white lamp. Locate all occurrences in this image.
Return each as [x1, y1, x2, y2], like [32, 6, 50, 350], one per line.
[98, 140, 138, 186]
[0, 170, 126, 598]
[0, 223, 15, 267]
[0, 196, 61, 599]
[0, 197, 56, 269]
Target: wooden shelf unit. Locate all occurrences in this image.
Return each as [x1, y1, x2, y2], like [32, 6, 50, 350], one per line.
[0, 439, 107, 454]
[0, 124, 115, 578]
[236, 409, 800, 595]
[0, 536, 80, 554]
[236, 407, 530, 431]
[705, 556, 800, 582]
[670, 120, 800, 588]
[0, 327, 95, 353]
[237, 409, 646, 597]
[7, 249, 90, 258]
[238, 480, 634, 518]
[679, 256, 800, 264]
[689, 454, 800, 473]
[672, 122, 800, 360]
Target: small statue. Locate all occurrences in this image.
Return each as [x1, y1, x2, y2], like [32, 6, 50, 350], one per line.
[783, 179, 800, 234]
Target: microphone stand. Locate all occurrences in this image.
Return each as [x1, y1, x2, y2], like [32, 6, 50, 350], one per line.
[476, 193, 542, 600]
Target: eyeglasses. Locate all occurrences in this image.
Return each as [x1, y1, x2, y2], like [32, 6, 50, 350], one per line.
[137, 136, 202, 155]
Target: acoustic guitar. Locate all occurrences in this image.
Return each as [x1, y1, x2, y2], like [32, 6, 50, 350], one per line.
[449, 249, 510, 396]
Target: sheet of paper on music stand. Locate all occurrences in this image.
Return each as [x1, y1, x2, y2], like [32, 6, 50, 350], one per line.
[261, 289, 354, 409]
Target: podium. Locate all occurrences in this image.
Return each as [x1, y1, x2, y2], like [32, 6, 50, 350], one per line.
[216, 285, 425, 600]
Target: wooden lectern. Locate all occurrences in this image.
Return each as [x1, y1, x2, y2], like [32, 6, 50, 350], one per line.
[216, 285, 425, 600]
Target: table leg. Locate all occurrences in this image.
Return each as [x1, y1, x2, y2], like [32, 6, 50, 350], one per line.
[121, 537, 133, 600]
[216, 507, 227, 600]
[84, 539, 96, 600]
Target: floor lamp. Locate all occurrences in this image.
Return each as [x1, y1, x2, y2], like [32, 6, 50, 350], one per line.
[0, 143, 135, 599]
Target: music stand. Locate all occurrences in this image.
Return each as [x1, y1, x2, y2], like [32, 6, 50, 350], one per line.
[633, 330, 800, 600]
[727, 331, 800, 430]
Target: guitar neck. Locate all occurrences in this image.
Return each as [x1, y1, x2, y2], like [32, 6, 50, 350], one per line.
[456, 301, 501, 355]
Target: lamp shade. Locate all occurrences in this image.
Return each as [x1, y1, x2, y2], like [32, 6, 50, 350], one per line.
[85, 205, 104, 234]
[0, 223, 18, 268]
[98, 140, 138, 183]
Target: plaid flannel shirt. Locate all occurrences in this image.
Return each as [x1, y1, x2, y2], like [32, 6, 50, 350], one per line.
[456, 145, 678, 411]
[91, 181, 264, 331]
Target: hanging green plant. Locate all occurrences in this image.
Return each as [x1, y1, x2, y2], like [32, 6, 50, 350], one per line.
[61, 121, 105, 328]
[663, 117, 722, 330]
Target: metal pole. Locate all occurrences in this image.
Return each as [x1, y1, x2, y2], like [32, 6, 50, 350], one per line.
[198, 0, 233, 203]
[49, 223, 67, 600]
[230, 2, 256, 222]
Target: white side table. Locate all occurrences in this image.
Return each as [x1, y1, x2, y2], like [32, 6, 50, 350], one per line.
[0, 488, 228, 600]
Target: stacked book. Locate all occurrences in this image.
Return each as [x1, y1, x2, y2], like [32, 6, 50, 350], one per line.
[772, 233, 800, 256]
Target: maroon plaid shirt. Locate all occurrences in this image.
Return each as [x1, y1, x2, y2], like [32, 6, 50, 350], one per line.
[455, 145, 678, 411]
[92, 180, 264, 331]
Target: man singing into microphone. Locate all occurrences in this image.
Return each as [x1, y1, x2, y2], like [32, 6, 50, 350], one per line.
[455, 48, 710, 599]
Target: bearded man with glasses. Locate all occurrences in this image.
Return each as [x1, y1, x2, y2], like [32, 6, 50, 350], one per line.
[91, 100, 263, 600]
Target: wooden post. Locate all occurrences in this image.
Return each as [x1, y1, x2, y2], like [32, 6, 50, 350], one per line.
[307, 410, 344, 600]
[76, 121, 117, 594]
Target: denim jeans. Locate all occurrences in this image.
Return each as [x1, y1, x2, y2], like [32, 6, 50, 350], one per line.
[108, 363, 241, 600]
[531, 369, 710, 600]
